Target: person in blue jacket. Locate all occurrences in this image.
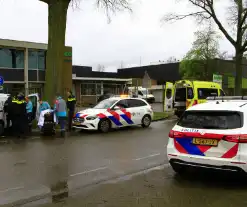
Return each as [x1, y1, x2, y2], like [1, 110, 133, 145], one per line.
[39, 99, 51, 113]
[54, 94, 67, 137]
[25, 96, 33, 132]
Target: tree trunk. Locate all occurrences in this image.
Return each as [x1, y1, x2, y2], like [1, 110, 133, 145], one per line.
[44, 0, 70, 104]
[234, 51, 243, 95]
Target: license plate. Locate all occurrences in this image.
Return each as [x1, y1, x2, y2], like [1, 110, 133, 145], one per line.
[192, 138, 218, 146]
[74, 122, 81, 126]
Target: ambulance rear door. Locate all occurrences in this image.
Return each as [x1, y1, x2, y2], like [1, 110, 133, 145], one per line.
[164, 82, 174, 112]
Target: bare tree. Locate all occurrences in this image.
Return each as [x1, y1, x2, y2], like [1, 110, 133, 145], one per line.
[97, 64, 105, 72]
[38, 0, 131, 102]
[163, 0, 247, 95]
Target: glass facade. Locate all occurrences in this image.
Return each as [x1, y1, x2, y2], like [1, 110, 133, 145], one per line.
[28, 49, 46, 70]
[0, 48, 24, 68]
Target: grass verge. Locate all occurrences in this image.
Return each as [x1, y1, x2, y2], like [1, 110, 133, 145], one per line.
[153, 112, 168, 121]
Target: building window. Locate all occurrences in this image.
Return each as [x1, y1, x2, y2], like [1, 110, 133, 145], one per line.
[15, 50, 24, 68]
[38, 50, 46, 70]
[28, 50, 38, 69]
[0, 48, 24, 68]
[0, 48, 12, 68]
[81, 83, 96, 95]
[96, 83, 101, 95]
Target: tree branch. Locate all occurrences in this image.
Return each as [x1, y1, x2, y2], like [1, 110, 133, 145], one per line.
[163, 0, 236, 47]
[162, 11, 209, 22]
[200, 0, 236, 46]
[240, 8, 247, 26]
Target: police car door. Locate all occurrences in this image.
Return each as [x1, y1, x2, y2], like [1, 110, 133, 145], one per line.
[125, 99, 145, 125]
[164, 82, 174, 112]
[112, 99, 130, 127]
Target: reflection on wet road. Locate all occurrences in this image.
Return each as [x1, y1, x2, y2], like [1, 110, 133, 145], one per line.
[1, 118, 247, 207]
[0, 120, 176, 205]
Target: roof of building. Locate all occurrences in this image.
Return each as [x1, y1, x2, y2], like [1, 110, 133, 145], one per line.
[117, 63, 181, 82]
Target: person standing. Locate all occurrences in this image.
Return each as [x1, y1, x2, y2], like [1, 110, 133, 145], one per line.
[25, 96, 33, 133]
[39, 99, 51, 114]
[54, 94, 67, 137]
[4, 94, 13, 135]
[66, 90, 76, 132]
[12, 93, 27, 138]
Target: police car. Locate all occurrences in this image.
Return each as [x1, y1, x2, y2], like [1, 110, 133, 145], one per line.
[73, 96, 153, 132]
[167, 96, 247, 175]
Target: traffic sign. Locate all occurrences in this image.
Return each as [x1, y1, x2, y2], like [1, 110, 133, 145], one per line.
[0, 76, 4, 86]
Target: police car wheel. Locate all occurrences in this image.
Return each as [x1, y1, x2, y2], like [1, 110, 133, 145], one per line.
[99, 119, 111, 133]
[141, 115, 151, 128]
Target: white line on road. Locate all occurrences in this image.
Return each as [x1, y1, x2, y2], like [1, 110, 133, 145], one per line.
[30, 137, 40, 140]
[0, 186, 24, 193]
[133, 153, 161, 161]
[69, 166, 108, 177]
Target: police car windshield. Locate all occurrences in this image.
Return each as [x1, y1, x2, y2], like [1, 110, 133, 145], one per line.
[177, 110, 243, 129]
[94, 99, 117, 109]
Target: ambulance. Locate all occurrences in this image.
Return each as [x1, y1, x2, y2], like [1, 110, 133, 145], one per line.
[164, 80, 225, 118]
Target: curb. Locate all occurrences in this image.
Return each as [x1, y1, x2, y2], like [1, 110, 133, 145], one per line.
[152, 117, 169, 122]
[152, 115, 177, 122]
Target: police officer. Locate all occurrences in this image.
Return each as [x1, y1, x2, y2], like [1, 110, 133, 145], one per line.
[54, 93, 67, 137]
[66, 90, 76, 131]
[12, 93, 27, 138]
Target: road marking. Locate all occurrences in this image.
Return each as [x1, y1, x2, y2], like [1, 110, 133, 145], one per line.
[69, 166, 108, 177]
[30, 137, 40, 140]
[14, 160, 27, 165]
[0, 186, 24, 193]
[133, 153, 161, 161]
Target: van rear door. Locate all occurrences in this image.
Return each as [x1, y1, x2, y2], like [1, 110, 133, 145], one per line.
[28, 94, 40, 120]
[164, 82, 174, 112]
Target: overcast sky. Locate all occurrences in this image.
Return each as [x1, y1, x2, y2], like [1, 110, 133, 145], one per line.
[0, 0, 234, 71]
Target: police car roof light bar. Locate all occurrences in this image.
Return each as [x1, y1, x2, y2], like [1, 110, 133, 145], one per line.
[206, 96, 247, 101]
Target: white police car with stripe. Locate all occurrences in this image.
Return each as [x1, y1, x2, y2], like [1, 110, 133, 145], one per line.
[72, 96, 153, 132]
[167, 96, 247, 175]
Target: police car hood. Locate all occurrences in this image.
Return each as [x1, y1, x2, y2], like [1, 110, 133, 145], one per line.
[76, 108, 107, 117]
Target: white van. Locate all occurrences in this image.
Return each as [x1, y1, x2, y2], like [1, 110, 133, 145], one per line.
[0, 93, 42, 136]
[128, 87, 155, 103]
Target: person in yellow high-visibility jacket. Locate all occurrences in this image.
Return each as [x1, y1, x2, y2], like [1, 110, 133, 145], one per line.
[66, 90, 76, 131]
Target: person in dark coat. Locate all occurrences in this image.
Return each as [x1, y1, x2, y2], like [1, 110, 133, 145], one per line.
[66, 90, 76, 132]
[4, 94, 13, 135]
[12, 93, 27, 138]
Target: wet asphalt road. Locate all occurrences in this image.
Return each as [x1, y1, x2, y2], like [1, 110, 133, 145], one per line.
[1, 118, 247, 207]
[0, 119, 176, 205]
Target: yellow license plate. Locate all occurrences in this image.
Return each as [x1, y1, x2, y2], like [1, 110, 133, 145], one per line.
[74, 122, 81, 126]
[192, 138, 218, 146]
